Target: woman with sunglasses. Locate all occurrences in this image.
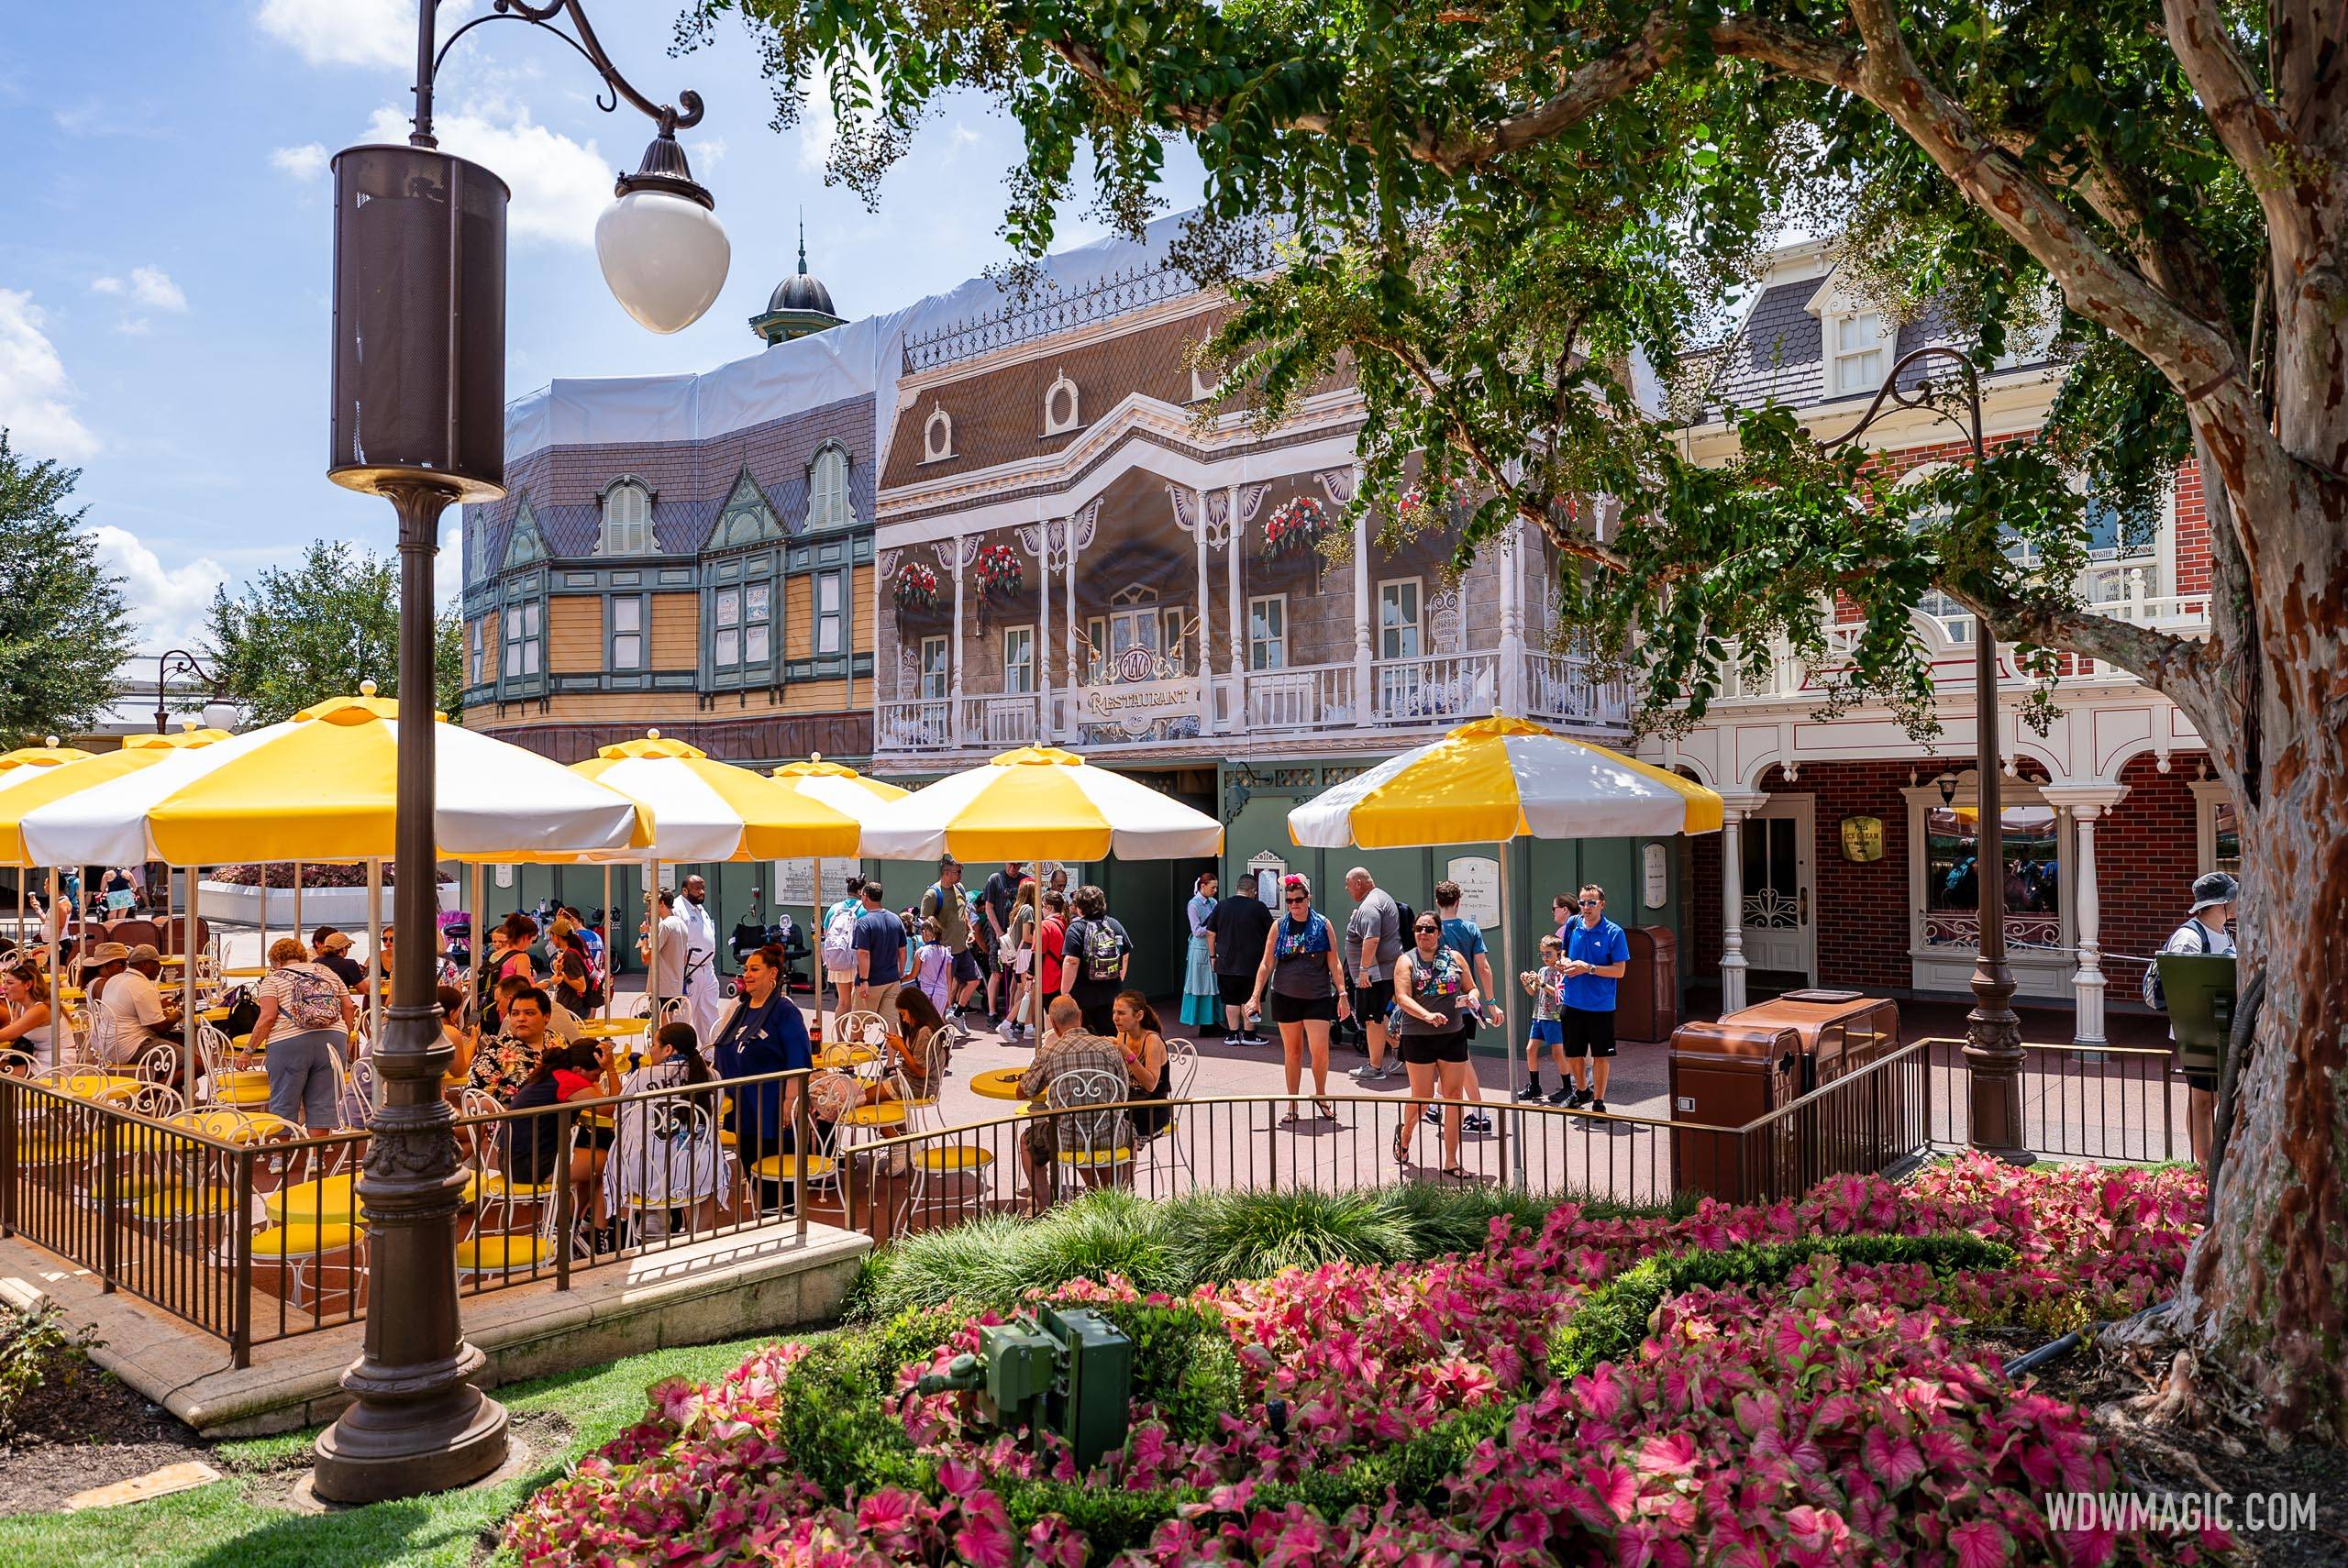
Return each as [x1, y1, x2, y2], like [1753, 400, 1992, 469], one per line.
[1390, 911, 1480, 1177]
[1247, 874, 1349, 1122]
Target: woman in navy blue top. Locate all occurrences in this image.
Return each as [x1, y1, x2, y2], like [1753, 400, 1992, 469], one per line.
[707, 945, 813, 1173]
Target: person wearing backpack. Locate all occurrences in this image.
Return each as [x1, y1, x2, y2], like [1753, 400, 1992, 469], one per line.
[919, 857, 984, 1018]
[248, 937, 360, 1169]
[2152, 871, 2237, 1164]
[820, 874, 868, 1034]
[1058, 883, 1132, 1035]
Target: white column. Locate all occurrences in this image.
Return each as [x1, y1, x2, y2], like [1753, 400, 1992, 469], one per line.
[1064, 522, 1080, 699]
[947, 536, 967, 744]
[1718, 790, 1767, 1014]
[2043, 785, 2128, 1047]
[1191, 487, 1213, 733]
[1498, 523, 1528, 716]
[1225, 484, 1244, 694]
[1036, 524, 1054, 746]
[1351, 477, 1374, 718]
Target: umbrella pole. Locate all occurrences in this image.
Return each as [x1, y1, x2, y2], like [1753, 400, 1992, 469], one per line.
[1500, 845, 1526, 1189]
[184, 869, 200, 1076]
[45, 867, 60, 1066]
[468, 863, 483, 1030]
[810, 856, 823, 1043]
[601, 866, 613, 1021]
[368, 858, 384, 1046]
[647, 858, 661, 1023]
[258, 861, 269, 966]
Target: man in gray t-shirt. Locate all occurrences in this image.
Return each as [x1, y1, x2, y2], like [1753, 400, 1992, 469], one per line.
[1342, 868, 1404, 1082]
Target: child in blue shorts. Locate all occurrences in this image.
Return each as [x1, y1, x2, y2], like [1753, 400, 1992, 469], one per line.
[1516, 934, 1569, 1103]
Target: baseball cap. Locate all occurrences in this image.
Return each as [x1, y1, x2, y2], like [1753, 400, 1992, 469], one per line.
[319, 930, 353, 951]
[125, 944, 161, 965]
[2190, 871, 2239, 913]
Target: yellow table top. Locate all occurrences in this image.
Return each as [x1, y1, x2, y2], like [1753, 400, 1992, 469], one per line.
[159, 955, 185, 966]
[970, 1067, 1028, 1101]
[219, 966, 267, 979]
[815, 1044, 877, 1070]
[573, 1017, 649, 1039]
[58, 987, 83, 1002]
[200, 1006, 233, 1021]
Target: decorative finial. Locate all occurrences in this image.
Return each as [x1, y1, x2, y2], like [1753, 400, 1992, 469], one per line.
[44, 735, 58, 748]
[798, 208, 807, 276]
[181, 718, 197, 732]
[810, 750, 823, 763]
[360, 679, 379, 697]
[648, 728, 661, 740]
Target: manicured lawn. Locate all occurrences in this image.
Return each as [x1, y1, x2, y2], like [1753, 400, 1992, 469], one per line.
[0, 1331, 793, 1568]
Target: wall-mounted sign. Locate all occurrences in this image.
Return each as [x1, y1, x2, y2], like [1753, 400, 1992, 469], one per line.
[1076, 676, 1202, 736]
[1642, 842, 1669, 909]
[493, 864, 515, 889]
[1246, 849, 1288, 906]
[773, 859, 856, 908]
[1840, 815, 1886, 863]
[1445, 856, 1500, 928]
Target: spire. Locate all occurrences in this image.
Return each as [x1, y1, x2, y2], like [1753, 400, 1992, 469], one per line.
[797, 208, 808, 276]
[751, 212, 845, 345]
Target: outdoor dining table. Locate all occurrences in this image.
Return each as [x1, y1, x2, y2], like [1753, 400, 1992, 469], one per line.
[572, 1017, 648, 1040]
[969, 1067, 1028, 1101]
[219, 966, 268, 979]
[815, 1043, 877, 1070]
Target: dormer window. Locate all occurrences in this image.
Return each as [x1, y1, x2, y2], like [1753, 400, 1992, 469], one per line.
[1828, 310, 1888, 397]
[922, 405, 954, 463]
[600, 478, 653, 555]
[808, 445, 850, 530]
[1043, 370, 1080, 436]
[1189, 361, 1222, 403]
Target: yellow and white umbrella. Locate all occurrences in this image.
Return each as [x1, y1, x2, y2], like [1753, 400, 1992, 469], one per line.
[0, 741, 94, 790]
[770, 755, 910, 1038]
[1288, 715, 1722, 1143]
[859, 745, 1223, 863]
[568, 733, 863, 1024]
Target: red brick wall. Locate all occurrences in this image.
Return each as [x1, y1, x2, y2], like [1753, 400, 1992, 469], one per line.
[2095, 752, 2210, 983]
[2173, 459, 2210, 595]
[1679, 754, 2217, 1000]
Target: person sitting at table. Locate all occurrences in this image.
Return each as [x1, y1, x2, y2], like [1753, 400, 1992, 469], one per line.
[708, 944, 813, 1208]
[436, 983, 476, 1086]
[468, 985, 557, 1107]
[0, 962, 54, 1066]
[806, 986, 947, 1129]
[1016, 996, 1131, 1216]
[1109, 989, 1173, 1139]
[604, 1021, 729, 1239]
[113, 944, 188, 1079]
[490, 972, 581, 1046]
[308, 928, 366, 989]
[249, 936, 358, 1149]
[503, 1039, 616, 1249]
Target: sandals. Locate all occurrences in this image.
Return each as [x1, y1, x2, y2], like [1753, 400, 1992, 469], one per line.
[1441, 1165, 1470, 1181]
[1278, 1108, 1301, 1127]
[1313, 1099, 1337, 1121]
[1392, 1126, 1412, 1165]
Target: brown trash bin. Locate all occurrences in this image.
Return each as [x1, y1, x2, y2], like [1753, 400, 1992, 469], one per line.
[1618, 926, 1678, 1043]
[1667, 1019, 1802, 1204]
[1669, 990, 1902, 1203]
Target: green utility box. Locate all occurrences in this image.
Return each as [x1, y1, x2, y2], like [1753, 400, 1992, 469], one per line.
[916, 1303, 1133, 1473]
[2159, 952, 2240, 1079]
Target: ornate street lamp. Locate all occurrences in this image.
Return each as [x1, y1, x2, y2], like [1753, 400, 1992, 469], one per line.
[150, 648, 233, 734]
[314, 0, 726, 1505]
[1814, 345, 2030, 1163]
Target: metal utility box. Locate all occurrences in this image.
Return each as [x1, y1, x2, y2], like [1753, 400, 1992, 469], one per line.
[1620, 926, 1679, 1043]
[2158, 954, 2238, 1079]
[916, 1303, 1134, 1474]
[1668, 990, 1902, 1203]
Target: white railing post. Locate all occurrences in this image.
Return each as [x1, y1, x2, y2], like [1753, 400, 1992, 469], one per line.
[2042, 784, 2127, 1047]
[1499, 523, 1528, 716]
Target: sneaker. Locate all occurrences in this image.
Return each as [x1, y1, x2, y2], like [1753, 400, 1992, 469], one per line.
[1546, 1086, 1572, 1106]
[1464, 1112, 1493, 1134]
[1350, 1062, 1390, 1082]
[1513, 1084, 1545, 1103]
[1589, 1099, 1608, 1115]
[1423, 1107, 1443, 1126]
[1565, 1086, 1592, 1110]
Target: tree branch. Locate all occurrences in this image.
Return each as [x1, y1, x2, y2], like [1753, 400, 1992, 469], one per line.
[2165, 0, 2313, 259]
[1951, 583, 2220, 729]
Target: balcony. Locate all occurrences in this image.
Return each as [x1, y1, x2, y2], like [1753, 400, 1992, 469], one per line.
[875, 646, 1630, 757]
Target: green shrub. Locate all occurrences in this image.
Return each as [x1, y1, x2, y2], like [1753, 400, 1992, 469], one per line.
[0, 1305, 88, 1441]
[1161, 1187, 1418, 1282]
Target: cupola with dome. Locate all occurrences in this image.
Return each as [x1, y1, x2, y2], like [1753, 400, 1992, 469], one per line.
[749, 217, 847, 345]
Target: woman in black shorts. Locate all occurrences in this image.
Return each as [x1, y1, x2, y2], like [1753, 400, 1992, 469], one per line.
[1247, 874, 1351, 1122]
[1391, 912, 1479, 1176]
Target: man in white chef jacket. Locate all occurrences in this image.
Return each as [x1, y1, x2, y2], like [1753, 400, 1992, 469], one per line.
[641, 887, 692, 1021]
[678, 873, 724, 1043]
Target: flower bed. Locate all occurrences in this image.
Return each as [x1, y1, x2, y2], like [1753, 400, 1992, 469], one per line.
[510, 1158, 2215, 1566]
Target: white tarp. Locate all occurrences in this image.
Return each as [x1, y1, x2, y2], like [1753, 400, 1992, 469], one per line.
[502, 211, 1205, 480]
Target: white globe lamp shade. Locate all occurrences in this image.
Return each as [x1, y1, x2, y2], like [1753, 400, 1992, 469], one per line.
[200, 700, 241, 733]
[595, 130, 729, 335]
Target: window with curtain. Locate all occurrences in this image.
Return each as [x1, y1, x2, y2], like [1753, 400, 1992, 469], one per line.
[1378, 579, 1422, 660]
[808, 447, 850, 531]
[919, 636, 948, 699]
[1003, 625, 1035, 694]
[815, 571, 845, 655]
[503, 599, 541, 679]
[1247, 594, 1286, 670]
[608, 595, 645, 670]
[1830, 312, 1888, 396]
[601, 480, 652, 555]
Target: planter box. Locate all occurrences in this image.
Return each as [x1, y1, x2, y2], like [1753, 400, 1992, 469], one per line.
[193, 878, 456, 928]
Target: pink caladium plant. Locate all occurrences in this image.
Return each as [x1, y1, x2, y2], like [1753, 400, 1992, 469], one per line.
[508, 1158, 2212, 1567]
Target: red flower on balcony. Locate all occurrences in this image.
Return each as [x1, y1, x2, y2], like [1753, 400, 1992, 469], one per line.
[892, 560, 940, 613]
[972, 543, 1024, 598]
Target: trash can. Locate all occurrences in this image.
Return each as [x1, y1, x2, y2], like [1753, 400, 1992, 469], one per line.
[1668, 1020, 1802, 1203]
[1619, 926, 1679, 1043]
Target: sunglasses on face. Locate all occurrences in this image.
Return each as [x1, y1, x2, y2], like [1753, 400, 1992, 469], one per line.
[1579, 900, 1601, 908]
[1414, 925, 1440, 935]
[1286, 895, 1309, 904]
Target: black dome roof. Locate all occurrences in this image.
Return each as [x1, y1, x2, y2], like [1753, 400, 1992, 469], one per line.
[768, 269, 836, 317]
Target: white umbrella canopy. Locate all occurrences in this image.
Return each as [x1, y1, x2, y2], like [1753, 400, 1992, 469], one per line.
[565, 733, 861, 864]
[19, 686, 649, 867]
[858, 745, 1224, 863]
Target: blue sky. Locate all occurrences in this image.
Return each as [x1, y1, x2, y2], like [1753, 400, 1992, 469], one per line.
[0, 1, 1203, 652]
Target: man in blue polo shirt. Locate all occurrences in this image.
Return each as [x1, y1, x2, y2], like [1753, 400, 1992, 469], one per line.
[1558, 882, 1630, 1112]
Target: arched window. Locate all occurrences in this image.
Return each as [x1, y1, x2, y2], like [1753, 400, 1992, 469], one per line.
[1043, 370, 1080, 436]
[923, 405, 953, 463]
[601, 478, 652, 555]
[808, 446, 850, 530]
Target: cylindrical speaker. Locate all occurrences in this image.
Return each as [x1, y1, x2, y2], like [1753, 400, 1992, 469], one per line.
[328, 144, 510, 501]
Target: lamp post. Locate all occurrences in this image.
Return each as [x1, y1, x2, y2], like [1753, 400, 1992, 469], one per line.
[151, 648, 221, 734]
[310, 0, 730, 1506]
[1815, 345, 2029, 1163]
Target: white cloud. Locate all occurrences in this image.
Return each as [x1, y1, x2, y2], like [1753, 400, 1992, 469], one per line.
[798, 74, 838, 174]
[271, 142, 329, 180]
[364, 105, 610, 247]
[436, 519, 463, 611]
[0, 289, 98, 459]
[686, 136, 727, 171]
[115, 318, 152, 337]
[92, 526, 229, 649]
[950, 123, 982, 148]
[92, 267, 186, 312]
[255, 0, 468, 71]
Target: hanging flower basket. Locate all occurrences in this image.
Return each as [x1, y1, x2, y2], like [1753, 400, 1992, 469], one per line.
[1396, 477, 1471, 530]
[1261, 495, 1331, 563]
[971, 543, 1024, 600]
[892, 561, 940, 614]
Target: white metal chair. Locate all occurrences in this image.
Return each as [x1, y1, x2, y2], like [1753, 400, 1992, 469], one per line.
[1049, 1066, 1135, 1191]
[1143, 1037, 1200, 1186]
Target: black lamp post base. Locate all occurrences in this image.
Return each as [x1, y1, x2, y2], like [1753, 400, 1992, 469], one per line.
[311, 1378, 509, 1504]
